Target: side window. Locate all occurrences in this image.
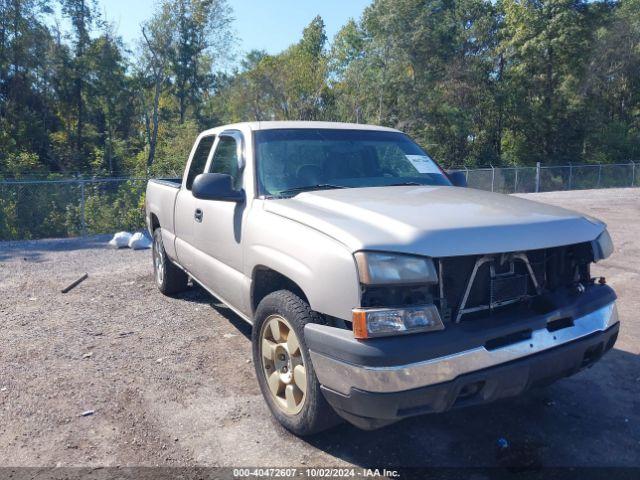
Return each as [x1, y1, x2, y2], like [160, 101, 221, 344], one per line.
[185, 135, 215, 190]
[209, 135, 241, 189]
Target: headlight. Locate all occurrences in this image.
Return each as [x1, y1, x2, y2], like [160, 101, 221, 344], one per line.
[592, 229, 613, 262]
[354, 251, 438, 285]
[352, 305, 444, 339]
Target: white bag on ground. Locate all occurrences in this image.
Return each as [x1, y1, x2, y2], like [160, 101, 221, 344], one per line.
[108, 231, 132, 248]
[128, 232, 152, 250]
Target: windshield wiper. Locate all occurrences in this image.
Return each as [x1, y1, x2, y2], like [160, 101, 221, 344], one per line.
[277, 184, 349, 197]
[387, 181, 423, 186]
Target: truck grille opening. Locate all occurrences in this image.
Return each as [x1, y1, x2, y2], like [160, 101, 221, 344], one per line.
[437, 242, 593, 323]
[490, 273, 528, 306]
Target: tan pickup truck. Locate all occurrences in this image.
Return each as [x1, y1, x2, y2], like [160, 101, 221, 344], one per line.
[145, 121, 618, 435]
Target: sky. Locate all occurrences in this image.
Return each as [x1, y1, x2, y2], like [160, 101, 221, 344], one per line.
[96, 0, 372, 56]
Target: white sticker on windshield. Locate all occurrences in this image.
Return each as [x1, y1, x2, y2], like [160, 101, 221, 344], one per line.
[405, 155, 441, 174]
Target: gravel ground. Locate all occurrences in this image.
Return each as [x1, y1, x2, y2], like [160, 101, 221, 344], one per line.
[0, 188, 638, 468]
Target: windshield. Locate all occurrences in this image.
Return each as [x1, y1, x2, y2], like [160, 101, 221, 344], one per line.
[254, 128, 451, 197]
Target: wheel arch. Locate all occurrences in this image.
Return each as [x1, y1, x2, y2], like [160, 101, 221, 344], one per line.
[251, 266, 310, 314]
[245, 232, 359, 321]
[150, 213, 160, 232]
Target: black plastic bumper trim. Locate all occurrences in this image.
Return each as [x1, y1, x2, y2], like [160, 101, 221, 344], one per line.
[321, 322, 619, 430]
[305, 284, 615, 368]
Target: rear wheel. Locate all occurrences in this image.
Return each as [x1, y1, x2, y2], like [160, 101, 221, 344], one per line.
[152, 228, 188, 295]
[252, 290, 341, 435]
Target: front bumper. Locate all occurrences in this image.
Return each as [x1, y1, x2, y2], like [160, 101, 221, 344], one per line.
[305, 286, 619, 429]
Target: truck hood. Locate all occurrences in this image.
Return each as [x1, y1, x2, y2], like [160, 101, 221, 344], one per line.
[263, 186, 604, 257]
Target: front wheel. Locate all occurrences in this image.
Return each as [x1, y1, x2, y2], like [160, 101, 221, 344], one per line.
[252, 290, 341, 436]
[152, 228, 188, 295]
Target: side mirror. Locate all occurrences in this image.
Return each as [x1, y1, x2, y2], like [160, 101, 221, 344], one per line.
[447, 170, 467, 188]
[192, 173, 245, 202]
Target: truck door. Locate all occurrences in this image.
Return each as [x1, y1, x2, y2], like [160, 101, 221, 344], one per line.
[174, 134, 216, 273]
[190, 130, 247, 310]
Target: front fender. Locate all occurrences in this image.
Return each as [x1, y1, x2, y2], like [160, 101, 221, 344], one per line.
[244, 206, 360, 321]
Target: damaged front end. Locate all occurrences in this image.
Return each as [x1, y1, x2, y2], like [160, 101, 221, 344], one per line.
[352, 229, 614, 334]
[437, 241, 600, 324]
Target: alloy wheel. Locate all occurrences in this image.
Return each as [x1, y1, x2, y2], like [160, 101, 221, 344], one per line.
[154, 236, 164, 287]
[260, 314, 307, 415]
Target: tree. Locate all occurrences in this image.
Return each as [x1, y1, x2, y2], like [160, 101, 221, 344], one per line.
[499, 0, 592, 165]
[86, 30, 135, 173]
[140, 1, 176, 168]
[171, 0, 232, 125]
[60, 0, 98, 163]
[332, 0, 499, 166]
[583, 0, 640, 162]
[1, 0, 639, 180]
[217, 16, 331, 122]
[330, 19, 367, 123]
[0, 0, 58, 171]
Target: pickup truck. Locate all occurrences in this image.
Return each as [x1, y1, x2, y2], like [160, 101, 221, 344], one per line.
[145, 121, 619, 435]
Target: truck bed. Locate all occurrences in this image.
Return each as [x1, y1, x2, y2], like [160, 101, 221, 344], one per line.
[146, 178, 183, 240]
[149, 177, 182, 188]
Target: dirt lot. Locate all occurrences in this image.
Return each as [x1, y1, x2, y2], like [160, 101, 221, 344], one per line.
[0, 188, 639, 469]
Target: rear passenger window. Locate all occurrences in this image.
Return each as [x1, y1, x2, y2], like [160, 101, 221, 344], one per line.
[185, 136, 215, 190]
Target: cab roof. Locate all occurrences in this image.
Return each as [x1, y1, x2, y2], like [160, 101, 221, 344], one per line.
[200, 121, 402, 137]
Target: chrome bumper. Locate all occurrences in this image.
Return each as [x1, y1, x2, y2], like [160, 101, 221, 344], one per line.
[310, 302, 618, 395]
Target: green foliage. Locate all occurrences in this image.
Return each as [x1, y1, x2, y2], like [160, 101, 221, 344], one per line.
[170, 0, 233, 124]
[1, 0, 640, 239]
[151, 120, 201, 177]
[330, 0, 503, 165]
[2, 152, 44, 177]
[3, 0, 639, 175]
[215, 0, 640, 168]
[83, 180, 147, 235]
[0, 180, 82, 240]
[216, 16, 332, 122]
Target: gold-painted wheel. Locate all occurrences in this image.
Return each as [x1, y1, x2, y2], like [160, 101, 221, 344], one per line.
[153, 234, 165, 287]
[259, 314, 307, 415]
[151, 228, 188, 295]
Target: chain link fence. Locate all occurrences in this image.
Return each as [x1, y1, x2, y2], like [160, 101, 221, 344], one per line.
[0, 162, 637, 241]
[456, 162, 637, 194]
[0, 177, 147, 241]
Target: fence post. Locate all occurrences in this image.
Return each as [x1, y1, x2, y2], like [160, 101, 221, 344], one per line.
[568, 163, 573, 190]
[514, 166, 518, 193]
[597, 164, 602, 188]
[535, 162, 541, 193]
[632, 162, 636, 187]
[490, 164, 495, 192]
[79, 179, 87, 237]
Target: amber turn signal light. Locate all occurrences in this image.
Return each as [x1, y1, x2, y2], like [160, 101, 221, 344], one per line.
[352, 310, 369, 339]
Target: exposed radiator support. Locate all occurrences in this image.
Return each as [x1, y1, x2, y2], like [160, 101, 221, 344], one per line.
[454, 252, 541, 323]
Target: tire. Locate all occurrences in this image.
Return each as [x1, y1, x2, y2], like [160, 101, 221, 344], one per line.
[152, 228, 188, 295]
[252, 290, 341, 436]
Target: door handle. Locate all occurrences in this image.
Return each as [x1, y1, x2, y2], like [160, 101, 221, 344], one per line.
[194, 208, 203, 223]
